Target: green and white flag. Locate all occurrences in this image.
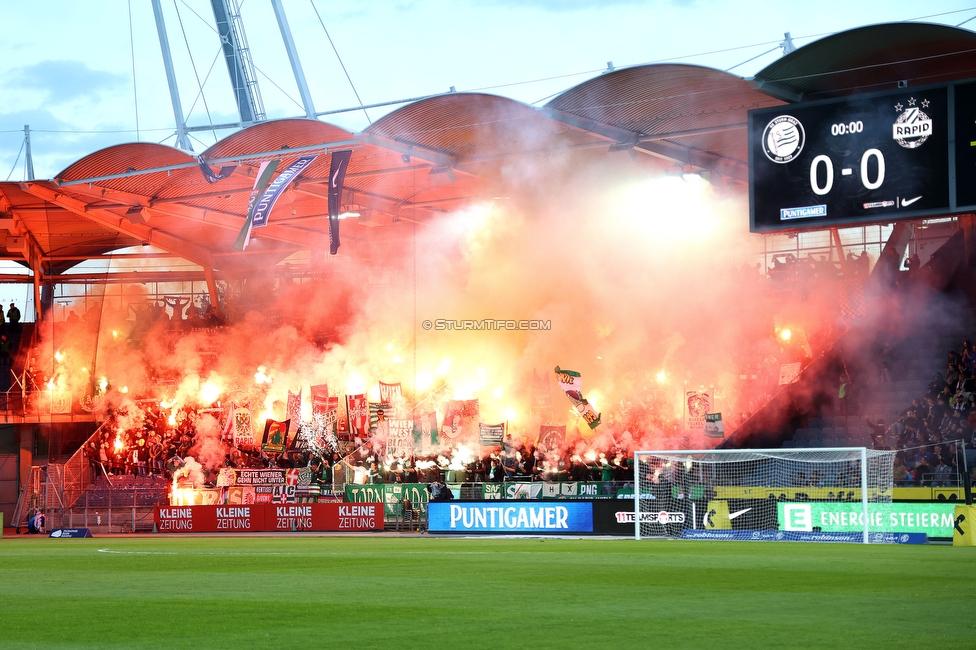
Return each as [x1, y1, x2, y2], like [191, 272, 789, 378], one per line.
[554, 366, 601, 429]
[704, 413, 725, 438]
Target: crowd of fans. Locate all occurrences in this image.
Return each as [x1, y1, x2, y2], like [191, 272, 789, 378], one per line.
[763, 251, 873, 283]
[349, 437, 634, 486]
[877, 338, 976, 487]
[81, 392, 642, 492]
[83, 403, 344, 487]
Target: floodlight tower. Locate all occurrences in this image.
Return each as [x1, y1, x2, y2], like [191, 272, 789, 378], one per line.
[209, 0, 267, 125]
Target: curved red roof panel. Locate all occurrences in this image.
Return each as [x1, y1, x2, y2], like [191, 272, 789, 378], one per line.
[546, 63, 782, 137]
[201, 117, 357, 160]
[364, 92, 599, 161]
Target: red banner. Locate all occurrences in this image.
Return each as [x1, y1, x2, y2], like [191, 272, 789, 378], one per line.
[154, 503, 383, 533]
[346, 394, 368, 438]
[311, 384, 330, 417]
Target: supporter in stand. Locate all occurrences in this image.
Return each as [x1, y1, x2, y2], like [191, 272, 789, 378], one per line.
[946, 357, 961, 387]
[0, 335, 10, 368]
[367, 461, 383, 484]
[570, 457, 588, 482]
[914, 455, 933, 487]
[892, 455, 909, 484]
[501, 453, 518, 479]
[98, 442, 110, 477]
[928, 373, 947, 398]
[486, 458, 503, 482]
[933, 458, 953, 487]
[7, 302, 20, 325]
[85, 441, 99, 480]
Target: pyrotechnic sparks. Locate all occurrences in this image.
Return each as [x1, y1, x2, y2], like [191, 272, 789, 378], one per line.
[199, 381, 221, 404]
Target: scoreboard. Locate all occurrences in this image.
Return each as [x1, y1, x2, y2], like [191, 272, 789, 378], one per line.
[749, 79, 976, 232]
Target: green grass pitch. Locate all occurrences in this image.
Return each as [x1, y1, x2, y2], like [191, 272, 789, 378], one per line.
[0, 536, 974, 649]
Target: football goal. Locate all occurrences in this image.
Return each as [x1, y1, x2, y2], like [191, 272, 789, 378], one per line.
[633, 448, 896, 543]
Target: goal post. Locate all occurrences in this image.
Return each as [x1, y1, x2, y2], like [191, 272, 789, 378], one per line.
[633, 448, 895, 544]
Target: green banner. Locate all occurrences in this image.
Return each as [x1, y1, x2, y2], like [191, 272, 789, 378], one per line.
[480, 482, 622, 500]
[385, 484, 431, 515]
[345, 485, 388, 513]
[345, 483, 432, 516]
[347, 482, 631, 512]
[777, 502, 957, 537]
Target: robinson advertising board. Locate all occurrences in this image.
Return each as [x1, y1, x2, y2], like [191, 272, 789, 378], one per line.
[154, 503, 382, 533]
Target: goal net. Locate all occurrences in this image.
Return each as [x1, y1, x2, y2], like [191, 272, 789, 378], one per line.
[634, 448, 896, 543]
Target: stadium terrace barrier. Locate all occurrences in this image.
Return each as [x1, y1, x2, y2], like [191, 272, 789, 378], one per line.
[892, 487, 967, 501]
[153, 503, 382, 533]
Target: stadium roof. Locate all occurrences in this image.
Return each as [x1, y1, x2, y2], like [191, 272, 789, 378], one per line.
[751, 22, 976, 101]
[0, 21, 973, 293]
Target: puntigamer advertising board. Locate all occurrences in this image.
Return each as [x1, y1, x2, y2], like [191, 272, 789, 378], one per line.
[777, 502, 956, 537]
[428, 501, 593, 533]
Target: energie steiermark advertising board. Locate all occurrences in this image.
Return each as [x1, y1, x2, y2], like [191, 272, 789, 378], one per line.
[778, 502, 956, 537]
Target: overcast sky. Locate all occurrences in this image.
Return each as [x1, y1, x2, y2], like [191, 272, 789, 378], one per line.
[1, 0, 974, 179]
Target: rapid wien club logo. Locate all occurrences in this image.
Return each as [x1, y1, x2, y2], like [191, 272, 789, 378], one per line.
[893, 97, 932, 149]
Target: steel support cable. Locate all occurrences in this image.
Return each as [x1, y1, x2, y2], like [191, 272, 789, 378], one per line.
[173, 0, 218, 142]
[128, 0, 140, 140]
[5, 138, 24, 181]
[310, 0, 371, 124]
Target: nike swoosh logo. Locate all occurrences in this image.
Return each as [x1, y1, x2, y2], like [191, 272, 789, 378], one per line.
[728, 508, 751, 520]
[902, 195, 922, 207]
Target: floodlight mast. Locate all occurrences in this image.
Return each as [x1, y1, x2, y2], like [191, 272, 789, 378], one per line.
[210, 0, 266, 125]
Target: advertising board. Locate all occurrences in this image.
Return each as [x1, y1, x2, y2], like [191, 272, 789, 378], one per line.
[777, 502, 956, 537]
[428, 501, 593, 533]
[154, 503, 382, 533]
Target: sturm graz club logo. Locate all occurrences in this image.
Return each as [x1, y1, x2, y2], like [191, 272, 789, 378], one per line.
[892, 97, 932, 149]
[762, 115, 805, 163]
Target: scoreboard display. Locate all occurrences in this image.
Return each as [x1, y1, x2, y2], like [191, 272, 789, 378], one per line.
[749, 80, 976, 232]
